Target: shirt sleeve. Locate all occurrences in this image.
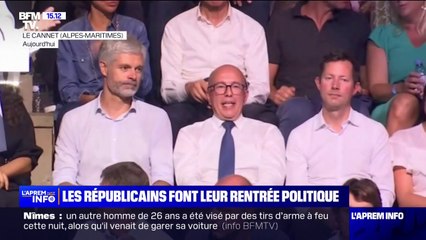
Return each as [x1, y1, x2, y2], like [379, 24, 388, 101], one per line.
[245, 25, 269, 104]
[160, 20, 187, 104]
[52, 112, 79, 185]
[132, 22, 153, 99]
[285, 129, 309, 185]
[173, 126, 200, 185]
[149, 110, 174, 185]
[8, 103, 42, 169]
[57, 38, 84, 103]
[258, 125, 286, 185]
[369, 24, 389, 50]
[370, 127, 395, 207]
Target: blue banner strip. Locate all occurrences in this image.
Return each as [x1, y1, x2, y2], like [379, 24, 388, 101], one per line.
[20, 186, 348, 208]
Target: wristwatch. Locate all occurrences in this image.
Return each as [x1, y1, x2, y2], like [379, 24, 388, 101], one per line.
[391, 84, 398, 96]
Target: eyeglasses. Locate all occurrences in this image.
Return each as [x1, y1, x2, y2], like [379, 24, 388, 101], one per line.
[208, 82, 248, 95]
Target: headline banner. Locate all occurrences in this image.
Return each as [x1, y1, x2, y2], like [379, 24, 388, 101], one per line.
[20, 186, 348, 208]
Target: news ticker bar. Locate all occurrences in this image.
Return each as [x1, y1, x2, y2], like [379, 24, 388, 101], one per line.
[20, 186, 348, 208]
[11, 208, 426, 240]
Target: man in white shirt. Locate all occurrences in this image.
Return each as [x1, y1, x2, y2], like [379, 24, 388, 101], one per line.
[286, 51, 395, 207]
[174, 64, 285, 185]
[161, 0, 276, 143]
[53, 38, 173, 186]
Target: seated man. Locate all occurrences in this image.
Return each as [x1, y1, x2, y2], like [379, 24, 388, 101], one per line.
[53, 38, 173, 186]
[174, 65, 285, 186]
[286, 51, 394, 207]
[73, 161, 173, 240]
[161, 0, 275, 143]
[57, 0, 152, 128]
[267, 0, 371, 143]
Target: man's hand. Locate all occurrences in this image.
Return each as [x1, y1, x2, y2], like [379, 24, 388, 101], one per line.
[232, 0, 253, 7]
[185, 79, 208, 103]
[270, 86, 295, 106]
[0, 170, 9, 190]
[35, 7, 61, 31]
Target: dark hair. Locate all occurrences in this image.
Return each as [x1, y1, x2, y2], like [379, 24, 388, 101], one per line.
[344, 178, 382, 207]
[100, 161, 149, 186]
[319, 51, 360, 83]
[0, 85, 27, 127]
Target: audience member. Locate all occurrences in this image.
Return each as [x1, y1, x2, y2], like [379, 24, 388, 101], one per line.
[53, 38, 173, 186]
[56, 0, 153, 130]
[174, 65, 285, 186]
[344, 178, 382, 207]
[144, 1, 196, 106]
[32, 1, 83, 105]
[161, 0, 276, 143]
[73, 161, 173, 240]
[267, 0, 371, 143]
[367, 0, 426, 135]
[286, 51, 394, 207]
[0, 85, 43, 207]
[186, 174, 289, 240]
[390, 86, 426, 207]
[100, 161, 150, 186]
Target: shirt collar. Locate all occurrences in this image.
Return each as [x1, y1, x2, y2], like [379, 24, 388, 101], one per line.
[211, 114, 244, 130]
[94, 92, 137, 120]
[314, 108, 360, 131]
[83, 12, 120, 31]
[196, 2, 232, 25]
[292, 1, 342, 20]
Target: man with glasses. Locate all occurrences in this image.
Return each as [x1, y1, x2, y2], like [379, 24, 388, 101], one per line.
[173, 64, 286, 186]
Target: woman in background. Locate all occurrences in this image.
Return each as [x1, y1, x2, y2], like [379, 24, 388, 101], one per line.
[0, 85, 42, 207]
[367, 1, 426, 135]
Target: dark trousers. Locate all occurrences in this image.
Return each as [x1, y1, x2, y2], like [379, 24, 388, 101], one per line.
[164, 101, 278, 145]
[0, 189, 19, 207]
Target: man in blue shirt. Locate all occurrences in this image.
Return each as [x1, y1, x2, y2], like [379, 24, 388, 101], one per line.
[56, 1, 152, 131]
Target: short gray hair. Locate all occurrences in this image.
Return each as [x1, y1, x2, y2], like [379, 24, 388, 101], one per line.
[98, 36, 146, 65]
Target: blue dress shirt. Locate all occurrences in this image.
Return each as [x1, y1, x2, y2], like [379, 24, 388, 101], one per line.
[57, 13, 152, 103]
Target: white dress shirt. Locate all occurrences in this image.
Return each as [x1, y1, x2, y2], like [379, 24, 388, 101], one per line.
[53, 96, 174, 185]
[390, 124, 426, 197]
[161, 4, 269, 104]
[174, 115, 286, 185]
[286, 108, 395, 207]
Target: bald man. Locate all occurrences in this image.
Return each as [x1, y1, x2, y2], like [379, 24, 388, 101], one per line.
[215, 174, 252, 186]
[174, 64, 286, 186]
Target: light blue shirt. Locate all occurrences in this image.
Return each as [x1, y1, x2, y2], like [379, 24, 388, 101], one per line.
[53, 95, 173, 185]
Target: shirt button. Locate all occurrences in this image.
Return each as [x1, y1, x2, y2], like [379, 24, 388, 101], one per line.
[80, 58, 85, 62]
